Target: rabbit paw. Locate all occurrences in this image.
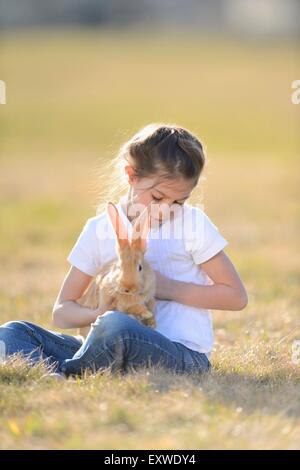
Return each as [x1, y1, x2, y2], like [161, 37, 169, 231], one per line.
[143, 315, 156, 328]
[143, 309, 154, 319]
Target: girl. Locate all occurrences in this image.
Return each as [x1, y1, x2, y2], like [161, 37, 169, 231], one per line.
[0, 123, 247, 378]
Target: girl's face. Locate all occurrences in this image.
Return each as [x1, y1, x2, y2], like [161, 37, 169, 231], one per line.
[126, 168, 196, 224]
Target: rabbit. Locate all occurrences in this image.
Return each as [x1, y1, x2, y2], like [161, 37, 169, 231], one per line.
[76, 201, 157, 340]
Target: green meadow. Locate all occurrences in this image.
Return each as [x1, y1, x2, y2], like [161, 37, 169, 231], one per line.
[0, 28, 299, 449]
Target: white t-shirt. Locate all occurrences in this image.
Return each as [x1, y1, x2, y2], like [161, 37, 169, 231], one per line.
[67, 196, 228, 355]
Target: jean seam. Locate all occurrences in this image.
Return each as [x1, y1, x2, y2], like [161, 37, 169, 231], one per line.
[42, 332, 80, 351]
[17, 323, 80, 353]
[91, 335, 180, 366]
[125, 336, 180, 363]
[5, 326, 79, 364]
[125, 332, 183, 359]
[174, 341, 210, 368]
[192, 354, 210, 370]
[9, 325, 49, 354]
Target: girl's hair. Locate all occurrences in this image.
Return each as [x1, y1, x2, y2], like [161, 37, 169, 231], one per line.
[94, 122, 206, 215]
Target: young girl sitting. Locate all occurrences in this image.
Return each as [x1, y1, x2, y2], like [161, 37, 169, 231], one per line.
[0, 123, 247, 378]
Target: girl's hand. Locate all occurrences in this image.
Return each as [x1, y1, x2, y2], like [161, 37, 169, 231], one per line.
[93, 298, 116, 319]
[153, 270, 174, 301]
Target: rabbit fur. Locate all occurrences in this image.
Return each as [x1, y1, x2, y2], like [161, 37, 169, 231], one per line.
[76, 201, 157, 339]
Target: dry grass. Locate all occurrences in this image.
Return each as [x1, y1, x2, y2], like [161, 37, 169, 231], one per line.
[0, 351, 299, 450]
[0, 29, 299, 449]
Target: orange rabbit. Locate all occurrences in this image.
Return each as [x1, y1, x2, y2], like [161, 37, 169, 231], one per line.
[76, 201, 156, 339]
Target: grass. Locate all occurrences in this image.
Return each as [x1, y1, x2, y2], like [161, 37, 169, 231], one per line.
[0, 352, 299, 449]
[0, 28, 299, 449]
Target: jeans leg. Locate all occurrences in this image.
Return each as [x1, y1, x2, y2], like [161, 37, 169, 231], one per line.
[172, 342, 212, 375]
[0, 320, 82, 372]
[61, 310, 211, 377]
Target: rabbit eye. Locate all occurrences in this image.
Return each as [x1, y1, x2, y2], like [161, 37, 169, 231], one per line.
[138, 264, 142, 271]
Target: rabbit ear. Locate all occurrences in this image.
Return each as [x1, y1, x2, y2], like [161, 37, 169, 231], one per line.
[131, 203, 152, 252]
[106, 202, 130, 248]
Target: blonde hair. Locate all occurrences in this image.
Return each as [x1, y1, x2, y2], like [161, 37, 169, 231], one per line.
[93, 122, 206, 215]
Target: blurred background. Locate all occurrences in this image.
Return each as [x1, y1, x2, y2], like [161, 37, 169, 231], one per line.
[0, 0, 300, 450]
[0, 0, 299, 325]
[0, 0, 299, 326]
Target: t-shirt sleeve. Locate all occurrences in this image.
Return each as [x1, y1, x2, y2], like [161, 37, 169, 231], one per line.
[184, 207, 228, 265]
[67, 217, 102, 276]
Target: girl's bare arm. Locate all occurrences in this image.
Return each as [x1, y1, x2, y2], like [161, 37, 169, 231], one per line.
[52, 266, 105, 329]
[154, 251, 248, 311]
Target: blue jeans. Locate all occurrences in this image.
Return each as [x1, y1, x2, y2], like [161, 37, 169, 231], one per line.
[0, 310, 211, 377]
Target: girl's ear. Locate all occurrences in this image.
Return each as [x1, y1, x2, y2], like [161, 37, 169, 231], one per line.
[106, 202, 129, 248]
[131, 203, 152, 252]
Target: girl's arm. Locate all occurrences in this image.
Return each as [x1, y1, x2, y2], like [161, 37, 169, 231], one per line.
[154, 250, 248, 311]
[52, 266, 106, 329]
